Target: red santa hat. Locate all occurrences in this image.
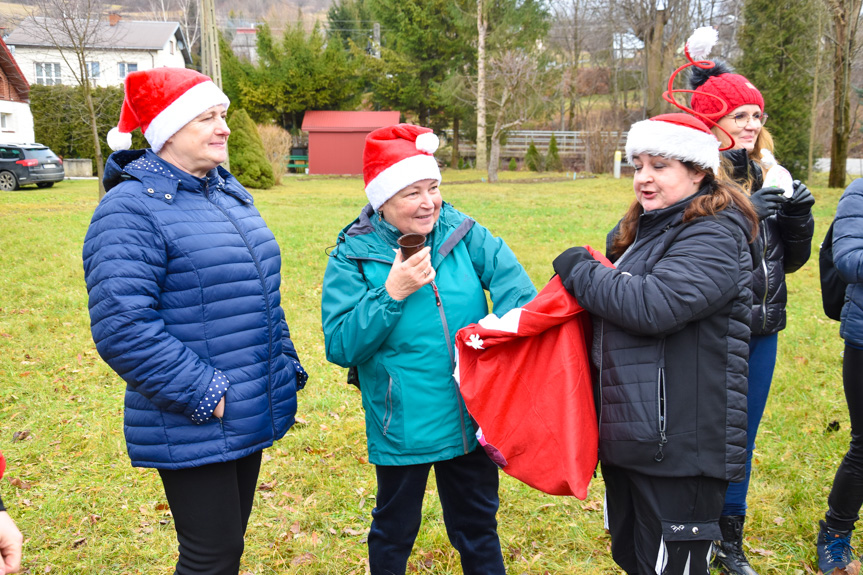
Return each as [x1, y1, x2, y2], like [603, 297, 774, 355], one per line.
[107, 67, 229, 153]
[625, 113, 720, 173]
[363, 123, 442, 211]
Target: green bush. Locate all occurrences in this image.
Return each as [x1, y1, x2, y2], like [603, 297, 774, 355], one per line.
[30, 84, 147, 171]
[227, 108, 275, 189]
[546, 133, 562, 171]
[525, 140, 543, 172]
[508, 157, 518, 171]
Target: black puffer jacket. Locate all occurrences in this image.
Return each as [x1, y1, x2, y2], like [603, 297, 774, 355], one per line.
[559, 188, 755, 482]
[724, 149, 814, 334]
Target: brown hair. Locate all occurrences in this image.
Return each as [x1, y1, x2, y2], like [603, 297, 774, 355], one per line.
[610, 162, 759, 258]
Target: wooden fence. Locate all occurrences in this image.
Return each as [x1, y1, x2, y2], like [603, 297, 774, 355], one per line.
[441, 129, 628, 171]
[442, 130, 627, 157]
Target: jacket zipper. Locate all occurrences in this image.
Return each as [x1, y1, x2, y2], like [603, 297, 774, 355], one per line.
[382, 376, 394, 436]
[654, 367, 668, 462]
[208, 191, 276, 434]
[431, 280, 469, 454]
[759, 225, 769, 330]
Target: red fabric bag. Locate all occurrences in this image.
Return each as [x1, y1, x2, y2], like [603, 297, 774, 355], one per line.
[455, 247, 611, 498]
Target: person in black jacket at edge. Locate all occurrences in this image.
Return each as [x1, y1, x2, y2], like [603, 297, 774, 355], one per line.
[0, 451, 23, 574]
[553, 112, 759, 575]
[689, 60, 815, 575]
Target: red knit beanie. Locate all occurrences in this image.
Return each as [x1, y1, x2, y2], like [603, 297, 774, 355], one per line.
[689, 62, 764, 118]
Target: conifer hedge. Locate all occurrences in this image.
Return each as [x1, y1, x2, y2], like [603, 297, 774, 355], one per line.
[227, 108, 275, 189]
[29, 85, 147, 170]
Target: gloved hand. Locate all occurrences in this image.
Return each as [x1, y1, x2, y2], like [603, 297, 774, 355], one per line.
[780, 180, 815, 217]
[553, 246, 594, 279]
[749, 186, 786, 220]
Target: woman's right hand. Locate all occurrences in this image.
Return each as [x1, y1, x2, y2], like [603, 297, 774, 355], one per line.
[214, 397, 225, 418]
[385, 246, 435, 301]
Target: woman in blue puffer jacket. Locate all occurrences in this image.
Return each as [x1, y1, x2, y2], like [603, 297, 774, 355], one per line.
[82, 68, 307, 575]
[814, 178, 863, 574]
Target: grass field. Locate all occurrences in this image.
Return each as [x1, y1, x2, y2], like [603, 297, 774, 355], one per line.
[0, 170, 851, 574]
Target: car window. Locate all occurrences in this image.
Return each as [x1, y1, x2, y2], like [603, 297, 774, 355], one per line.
[0, 148, 22, 160]
[26, 148, 57, 161]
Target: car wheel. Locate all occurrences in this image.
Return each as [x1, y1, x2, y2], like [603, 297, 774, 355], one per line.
[0, 171, 18, 191]
[36, 182, 54, 189]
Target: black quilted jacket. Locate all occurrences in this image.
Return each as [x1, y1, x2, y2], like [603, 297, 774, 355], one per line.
[559, 187, 756, 482]
[725, 149, 814, 335]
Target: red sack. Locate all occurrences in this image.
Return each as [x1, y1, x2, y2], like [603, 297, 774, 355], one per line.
[455, 247, 611, 498]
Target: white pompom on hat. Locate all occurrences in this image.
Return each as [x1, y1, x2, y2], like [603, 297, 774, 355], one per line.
[108, 67, 230, 153]
[363, 123, 442, 211]
[626, 113, 720, 173]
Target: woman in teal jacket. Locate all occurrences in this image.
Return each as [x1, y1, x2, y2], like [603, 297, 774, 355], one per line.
[321, 124, 536, 575]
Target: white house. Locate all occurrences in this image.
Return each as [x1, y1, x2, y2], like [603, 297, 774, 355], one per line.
[5, 14, 192, 88]
[0, 36, 34, 144]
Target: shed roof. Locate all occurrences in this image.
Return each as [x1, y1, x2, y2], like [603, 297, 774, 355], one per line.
[6, 17, 191, 63]
[0, 37, 29, 101]
[302, 111, 400, 132]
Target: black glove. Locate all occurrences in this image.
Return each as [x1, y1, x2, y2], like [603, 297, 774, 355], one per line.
[780, 180, 815, 217]
[553, 246, 594, 279]
[749, 186, 786, 220]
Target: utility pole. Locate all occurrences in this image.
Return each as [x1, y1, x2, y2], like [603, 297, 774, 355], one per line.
[200, 0, 221, 87]
[199, 0, 228, 169]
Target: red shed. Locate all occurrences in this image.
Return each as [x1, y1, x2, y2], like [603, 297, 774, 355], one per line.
[301, 111, 400, 175]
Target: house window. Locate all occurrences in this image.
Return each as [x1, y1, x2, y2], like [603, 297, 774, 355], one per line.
[0, 113, 11, 130]
[34, 62, 62, 85]
[86, 61, 100, 85]
[170, 40, 175, 55]
[118, 62, 138, 78]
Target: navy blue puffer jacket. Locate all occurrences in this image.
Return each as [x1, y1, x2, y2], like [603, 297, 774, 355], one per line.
[83, 150, 304, 469]
[834, 178, 863, 347]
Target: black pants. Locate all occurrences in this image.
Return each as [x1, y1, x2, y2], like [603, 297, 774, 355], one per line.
[158, 451, 262, 575]
[826, 344, 863, 531]
[368, 448, 505, 575]
[602, 463, 727, 575]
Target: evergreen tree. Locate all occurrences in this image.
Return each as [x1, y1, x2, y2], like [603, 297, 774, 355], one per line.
[227, 23, 362, 131]
[737, 0, 818, 179]
[525, 140, 543, 171]
[227, 108, 275, 189]
[545, 133, 562, 171]
[508, 157, 517, 171]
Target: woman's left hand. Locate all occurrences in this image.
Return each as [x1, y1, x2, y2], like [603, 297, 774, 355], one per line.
[214, 397, 225, 418]
[553, 246, 594, 280]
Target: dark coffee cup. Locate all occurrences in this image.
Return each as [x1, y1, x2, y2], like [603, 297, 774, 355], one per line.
[397, 233, 426, 259]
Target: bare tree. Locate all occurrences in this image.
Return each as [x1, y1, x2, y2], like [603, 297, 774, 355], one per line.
[485, 50, 549, 182]
[476, 0, 488, 171]
[618, 0, 692, 118]
[824, 0, 863, 187]
[149, 0, 200, 56]
[24, 0, 119, 197]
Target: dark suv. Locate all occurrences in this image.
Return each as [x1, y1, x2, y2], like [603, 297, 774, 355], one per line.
[0, 144, 65, 190]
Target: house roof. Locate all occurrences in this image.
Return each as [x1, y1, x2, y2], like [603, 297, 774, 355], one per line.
[5, 16, 191, 63]
[302, 111, 401, 132]
[0, 36, 29, 101]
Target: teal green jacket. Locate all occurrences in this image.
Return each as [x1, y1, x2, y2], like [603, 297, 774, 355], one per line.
[322, 203, 537, 466]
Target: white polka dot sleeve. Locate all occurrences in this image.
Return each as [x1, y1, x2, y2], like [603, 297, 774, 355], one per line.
[190, 370, 230, 424]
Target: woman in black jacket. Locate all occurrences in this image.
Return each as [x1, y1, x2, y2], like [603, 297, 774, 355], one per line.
[553, 113, 759, 575]
[689, 60, 815, 575]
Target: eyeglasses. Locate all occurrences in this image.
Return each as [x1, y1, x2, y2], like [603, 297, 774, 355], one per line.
[724, 111, 768, 128]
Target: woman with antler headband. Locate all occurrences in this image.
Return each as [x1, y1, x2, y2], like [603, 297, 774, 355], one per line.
[685, 28, 815, 575]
